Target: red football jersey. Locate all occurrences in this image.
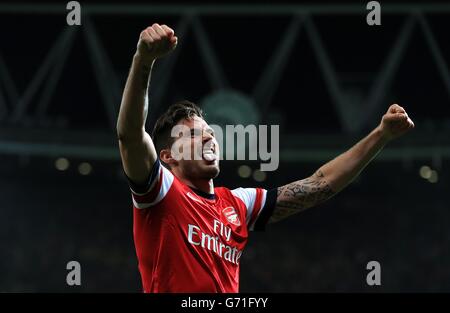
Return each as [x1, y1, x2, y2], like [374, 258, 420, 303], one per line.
[128, 160, 276, 293]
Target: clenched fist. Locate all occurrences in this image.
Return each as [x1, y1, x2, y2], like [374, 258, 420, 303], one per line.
[136, 23, 177, 63]
[379, 104, 415, 141]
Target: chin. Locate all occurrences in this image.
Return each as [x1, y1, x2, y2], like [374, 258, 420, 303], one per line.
[201, 162, 220, 179]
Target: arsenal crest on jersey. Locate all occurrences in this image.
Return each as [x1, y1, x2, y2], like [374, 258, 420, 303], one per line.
[222, 207, 241, 226]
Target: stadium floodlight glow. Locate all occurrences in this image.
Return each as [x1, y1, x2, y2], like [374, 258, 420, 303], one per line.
[201, 89, 260, 126]
[55, 157, 70, 171]
[252, 169, 267, 182]
[237, 165, 251, 178]
[78, 162, 92, 175]
[428, 170, 438, 183]
[419, 165, 432, 179]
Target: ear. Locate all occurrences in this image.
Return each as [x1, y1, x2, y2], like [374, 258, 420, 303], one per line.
[160, 149, 178, 167]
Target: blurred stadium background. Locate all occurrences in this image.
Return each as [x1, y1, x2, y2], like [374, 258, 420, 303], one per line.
[0, 1, 449, 292]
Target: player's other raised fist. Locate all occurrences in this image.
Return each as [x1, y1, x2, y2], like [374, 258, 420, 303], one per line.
[136, 23, 178, 63]
[379, 103, 415, 141]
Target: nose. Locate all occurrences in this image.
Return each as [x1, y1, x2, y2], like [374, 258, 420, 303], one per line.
[202, 131, 214, 142]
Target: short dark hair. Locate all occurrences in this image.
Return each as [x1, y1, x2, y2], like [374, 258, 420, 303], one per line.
[152, 100, 204, 154]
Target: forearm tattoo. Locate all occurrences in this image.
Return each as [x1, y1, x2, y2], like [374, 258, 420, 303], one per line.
[270, 170, 335, 223]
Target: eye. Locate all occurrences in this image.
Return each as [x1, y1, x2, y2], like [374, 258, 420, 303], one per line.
[190, 128, 202, 137]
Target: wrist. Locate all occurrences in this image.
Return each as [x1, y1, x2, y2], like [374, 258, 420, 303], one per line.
[375, 124, 392, 145]
[133, 52, 156, 68]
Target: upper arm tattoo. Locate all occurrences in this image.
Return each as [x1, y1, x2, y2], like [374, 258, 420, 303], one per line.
[269, 170, 335, 223]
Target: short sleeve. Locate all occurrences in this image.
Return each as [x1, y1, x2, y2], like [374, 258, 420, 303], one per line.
[231, 187, 277, 231]
[126, 159, 174, 209]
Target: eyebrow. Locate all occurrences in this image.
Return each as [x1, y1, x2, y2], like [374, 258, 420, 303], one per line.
[189, 127, 214, 136]
[190, 128, 201, 136]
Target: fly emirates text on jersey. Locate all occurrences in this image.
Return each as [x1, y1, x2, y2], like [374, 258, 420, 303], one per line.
[187, 219, 243, 265]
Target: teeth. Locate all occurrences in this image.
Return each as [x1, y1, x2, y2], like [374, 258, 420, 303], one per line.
[203, 150, 216, 161]
[203, 139, 216, 161]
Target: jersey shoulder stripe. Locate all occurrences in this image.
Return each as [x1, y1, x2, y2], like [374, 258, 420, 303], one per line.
[130, 160, 174, 209]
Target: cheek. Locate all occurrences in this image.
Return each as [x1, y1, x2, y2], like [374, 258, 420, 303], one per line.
[175, 138, 203, 160]
[176, 138, 196, 152]
[192, 138, 203, 147]
[192, 139, 205, 155]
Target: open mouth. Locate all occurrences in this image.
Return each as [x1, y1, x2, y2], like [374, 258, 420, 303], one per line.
[202, 142, 217, 162]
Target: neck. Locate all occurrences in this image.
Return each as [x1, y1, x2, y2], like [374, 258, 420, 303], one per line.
[174, 171, 214, 195]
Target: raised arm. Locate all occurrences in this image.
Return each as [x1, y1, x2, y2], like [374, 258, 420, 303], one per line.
[270, 104, 415, 223]
[116, 23, 177, 185]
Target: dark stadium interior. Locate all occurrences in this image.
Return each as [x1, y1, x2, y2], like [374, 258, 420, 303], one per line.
[0, 1, 449, 292]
